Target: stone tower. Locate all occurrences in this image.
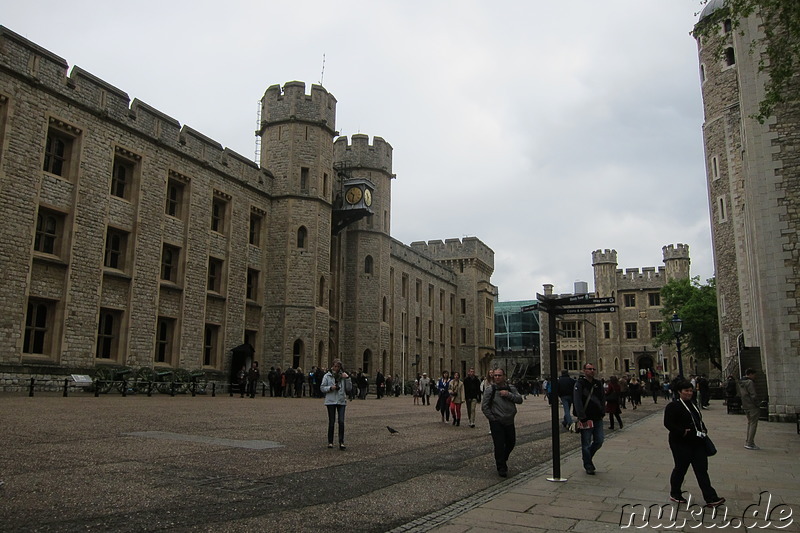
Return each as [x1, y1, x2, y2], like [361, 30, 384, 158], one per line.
[694, 3, 800, 420]
[258, 82, 337, 369]
[592, 249, 618, 297]
[333, 135, 394, 371]
[662, 244, 690, 282]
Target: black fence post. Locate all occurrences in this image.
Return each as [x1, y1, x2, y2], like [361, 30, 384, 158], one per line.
[121, 379, 127, 397]
[28, 377, 35, 397]
[170, 381, 176, 397]
[229, 383, 233, 397]
[63, 378, 69, 397]
[147, 381, 153, 397]
[262, 382, 266, 397]
[94, 380, 100, 397]
[191, 381, 196, 397]
[211, 382, 216, 397]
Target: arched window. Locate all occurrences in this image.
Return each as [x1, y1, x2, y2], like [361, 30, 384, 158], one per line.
[297, 226, 307, 248]
[362, 349, 372, 375]
[614, 357, 620, 371]
[293, 339, 304, 368]
[598, 358, 605, 373]
[364, 255, 373, 274]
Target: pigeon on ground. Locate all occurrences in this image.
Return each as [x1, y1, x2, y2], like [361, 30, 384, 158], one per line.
[386, 426, 399, 434]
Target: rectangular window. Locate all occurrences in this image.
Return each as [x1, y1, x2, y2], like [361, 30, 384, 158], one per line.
[211, 196, 227, 233]
[486, 328, 492, 345]
[562, 321, 579, 338]
[711, 156, 720, 181]
[415, 280, 421, 302]
[625, 322, 638, 339]
[34, 207, 65, 257]
[96, 309, 122, 360]
[204, 324, 219, 367]
[415, 317, 420, 338]
[24, 298, 55, 355]
[450, 294, 455, 314]
[166, 177, 185, 219]
[428, 320, 433, 340]
[485, 298, 493, 318]
[43, 123, 78, 179]
[562, 350, 579, 371]
[460, 328, 467, 344]
[460, 298, 466, 314]
[249, 211, 262, 247]
[648, 292, 661, 307]
[428, 285, 434, 307]
[300, 167, 309, 191]
[161, 244, 181, 283]
[440, 290, 445, 311]
[111, 149, 138, 200]
[208, 257, 224, 294]
[624, 294, 636, 307]
[402, 275, 408, 298]
[603, 322, 611, 339]
[650, 322, 662, 339]
[155, 317, 175, 364]
[104, 227, 129, 271]
[246, 268, 260, 301]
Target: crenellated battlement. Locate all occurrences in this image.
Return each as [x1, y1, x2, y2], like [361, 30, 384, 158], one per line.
[0, 26, 264, 190]
[333, 134, 393, 174]
[592, 249, 618, 266]
[409, 237, 495, 270]
[662, 243, 690, 261]
[261, 81, 337, 132]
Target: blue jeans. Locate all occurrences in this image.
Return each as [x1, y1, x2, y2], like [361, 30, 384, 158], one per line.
[560, 396, 573, 426]
[580, 421, 604, 469]
[326, 404, 346, 445]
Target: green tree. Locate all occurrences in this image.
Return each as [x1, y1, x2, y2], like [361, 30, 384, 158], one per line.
[694, 0, 800, 122]
[654, 277, 721, 371]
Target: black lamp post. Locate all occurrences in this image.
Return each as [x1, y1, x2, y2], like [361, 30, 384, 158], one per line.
[669, 313, 684, 378]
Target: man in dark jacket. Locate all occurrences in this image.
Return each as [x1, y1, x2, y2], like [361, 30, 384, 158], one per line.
[463, 367, 482, 428]
[557, 370, 576, 430]
[573, 363, 605, 475]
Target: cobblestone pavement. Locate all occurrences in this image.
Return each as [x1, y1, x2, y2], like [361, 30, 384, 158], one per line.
[0, 391, 662, 532]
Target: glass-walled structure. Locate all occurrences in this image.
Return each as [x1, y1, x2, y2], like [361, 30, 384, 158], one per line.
[494, 300, 540, 379]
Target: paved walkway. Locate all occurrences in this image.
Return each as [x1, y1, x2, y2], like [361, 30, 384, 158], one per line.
[400, 404, 799, 533]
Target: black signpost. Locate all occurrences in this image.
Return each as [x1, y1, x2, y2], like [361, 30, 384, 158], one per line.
[535, 293, 616, 482]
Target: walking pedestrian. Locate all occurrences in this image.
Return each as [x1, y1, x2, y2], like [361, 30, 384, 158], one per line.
[606, 375, 623, 430]
[663, 379, 725, 507]
[320, 359, 352, 450]
[448, 371, 465, 426]
[573, 363, 605, 475]
[463, 367, 482, 428]
[739, 369, 761, 450]
[557, 370, 576, 430]
[481, 368, 523, 477]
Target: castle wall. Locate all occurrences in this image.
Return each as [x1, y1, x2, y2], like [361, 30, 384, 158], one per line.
[0, 26, 496, 390]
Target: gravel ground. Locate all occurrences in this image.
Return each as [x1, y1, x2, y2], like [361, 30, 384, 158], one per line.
[0, 391, 661, 532]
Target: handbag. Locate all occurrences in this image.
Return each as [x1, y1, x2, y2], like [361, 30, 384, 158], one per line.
[704, 435, 717, 457]
[576, 419, 594, 430]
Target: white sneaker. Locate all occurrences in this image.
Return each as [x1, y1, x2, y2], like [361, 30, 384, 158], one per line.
[744, 444, 761, 450]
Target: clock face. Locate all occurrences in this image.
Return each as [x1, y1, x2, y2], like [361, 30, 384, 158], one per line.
[345, 186, 363, 205]
[363, 188, 372, 207]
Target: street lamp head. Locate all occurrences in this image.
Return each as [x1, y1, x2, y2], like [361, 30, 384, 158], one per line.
[670, 313, 683, 335]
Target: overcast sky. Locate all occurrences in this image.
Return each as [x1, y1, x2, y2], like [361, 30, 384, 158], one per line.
[4, 1, 715, 301]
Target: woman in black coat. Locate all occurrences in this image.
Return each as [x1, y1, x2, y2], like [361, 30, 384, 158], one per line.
[663, 379, 725, 507]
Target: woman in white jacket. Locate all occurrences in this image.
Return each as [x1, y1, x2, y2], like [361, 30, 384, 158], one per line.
[320, 359, 352, 449]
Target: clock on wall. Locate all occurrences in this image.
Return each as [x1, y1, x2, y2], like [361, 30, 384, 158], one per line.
[345, 186, 363, 205]
[363, 188, 372, 207]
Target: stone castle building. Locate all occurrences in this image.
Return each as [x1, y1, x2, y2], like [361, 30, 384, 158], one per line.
[540, 245, 691, 381]
[0, 26, 496, 390]
[695, 2, 799, 420]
